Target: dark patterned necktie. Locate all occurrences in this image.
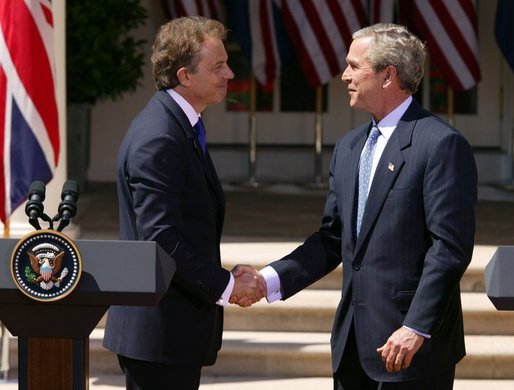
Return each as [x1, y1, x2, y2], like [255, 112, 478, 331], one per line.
[194, 118, 206, 153]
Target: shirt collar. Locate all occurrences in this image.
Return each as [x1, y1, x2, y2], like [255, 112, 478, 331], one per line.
[373, 95, 412, 141]
[166, 88, 201, 126]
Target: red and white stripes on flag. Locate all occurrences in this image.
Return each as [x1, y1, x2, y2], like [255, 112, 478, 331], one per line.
[249, 0, 283, 85]
[0, 0, 59, 223]
[369, 0, 395, 24]
[411, 0, 481, 91]
[163, 0, 225, 22]
[281, 0, 368, 88]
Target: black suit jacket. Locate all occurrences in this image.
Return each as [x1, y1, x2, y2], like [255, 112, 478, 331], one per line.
[103, 90, 230, 366]
[269, 100, 477, 381]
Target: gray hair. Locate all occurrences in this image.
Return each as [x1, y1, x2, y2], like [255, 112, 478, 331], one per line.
[353, 23, 427, 94]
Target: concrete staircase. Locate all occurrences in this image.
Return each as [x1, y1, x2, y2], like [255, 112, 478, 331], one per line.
[203, 243, 514, 382]
[5, 243, 514, 388]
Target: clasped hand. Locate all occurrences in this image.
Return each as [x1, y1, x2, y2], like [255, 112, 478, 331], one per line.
[229, 264, 267, 307]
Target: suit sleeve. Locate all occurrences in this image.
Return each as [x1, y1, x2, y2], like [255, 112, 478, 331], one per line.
[403, 131, 477, 335]
[269, 145, 343, 299]
[124, 130, 230, 304]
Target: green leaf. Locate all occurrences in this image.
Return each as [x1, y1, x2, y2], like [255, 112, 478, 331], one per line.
[24, 266, 37, 284]
[66, 0, 148, 104]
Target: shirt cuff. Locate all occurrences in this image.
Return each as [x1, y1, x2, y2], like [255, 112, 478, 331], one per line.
[403, 325, 431, 339]
[260, 265, 282, 303]
[216, 272, 234, 306]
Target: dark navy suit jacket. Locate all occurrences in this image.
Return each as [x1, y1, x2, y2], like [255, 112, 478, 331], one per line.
[269, 99, 477, 381]
[103, 90, 229, 366]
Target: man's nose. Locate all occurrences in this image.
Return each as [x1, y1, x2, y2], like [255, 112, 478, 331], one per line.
[341, 66, 351, 83]
[225, 65, 234, 79]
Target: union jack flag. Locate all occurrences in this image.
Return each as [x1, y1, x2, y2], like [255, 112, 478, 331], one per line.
[0, 0, 59, 223]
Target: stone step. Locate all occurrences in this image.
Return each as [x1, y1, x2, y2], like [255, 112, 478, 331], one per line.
[86, 331, 514, 379]
[93, 290, 510, 335]
[462, 292, 514, 335]
[1, 375, 514, 389]
[201, 378, 514, 390]
[5, 331, 514, 380]
[224, 290, 514, 335]
[221, 243, 496, 293]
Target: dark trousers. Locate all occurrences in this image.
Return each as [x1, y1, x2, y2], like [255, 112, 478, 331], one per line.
[333, 324, 455, 390]
[118, 355, 202, 390]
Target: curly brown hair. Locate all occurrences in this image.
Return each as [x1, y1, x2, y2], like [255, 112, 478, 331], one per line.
[151, 16, 227, 90]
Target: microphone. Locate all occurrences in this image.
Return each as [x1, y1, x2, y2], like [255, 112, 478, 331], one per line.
[25, 181, 46, 230]
[56, 180, 79, 232]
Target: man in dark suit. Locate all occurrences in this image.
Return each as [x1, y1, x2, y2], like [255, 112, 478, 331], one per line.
[103, 17, 264, 390]
[234, 23, 477, 389]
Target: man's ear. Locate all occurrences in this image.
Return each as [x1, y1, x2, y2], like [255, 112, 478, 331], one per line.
[177, 67, 191, 86]
[383, 65, 397, 88]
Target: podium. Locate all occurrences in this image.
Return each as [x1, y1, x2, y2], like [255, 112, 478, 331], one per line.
[0, 238, 175, 390]
[485, 246, 514, 310]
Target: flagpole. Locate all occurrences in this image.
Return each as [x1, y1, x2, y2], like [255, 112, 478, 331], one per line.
[2, 219, 8, 239]
[248, 72, 258, 186]
[238, 72, 267, 188]
[447, 86, 455, 126]
[304, 85, 327, 188]
[0, 220, 9, 382]
[502, 62, 514, 188]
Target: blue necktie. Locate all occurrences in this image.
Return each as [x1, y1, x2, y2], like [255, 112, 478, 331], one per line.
[194, 118, 206, 153]
[356, 125, 381, 236]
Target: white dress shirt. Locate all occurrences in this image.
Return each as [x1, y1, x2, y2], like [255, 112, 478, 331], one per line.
[166, 89, 235, 306]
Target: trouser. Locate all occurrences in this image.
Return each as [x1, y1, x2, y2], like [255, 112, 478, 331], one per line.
[118, 354, 202, 390]
[333, 323, 454, 390]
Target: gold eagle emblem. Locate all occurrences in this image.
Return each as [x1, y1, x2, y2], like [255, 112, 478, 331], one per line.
[28, 251, 67, 290]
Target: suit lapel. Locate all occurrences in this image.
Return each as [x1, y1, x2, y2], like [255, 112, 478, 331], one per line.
[341, 125, 368, 248]
[354, 106, 417, 255]
[157, 91, 224, 214]
[156, 91, 207, 159]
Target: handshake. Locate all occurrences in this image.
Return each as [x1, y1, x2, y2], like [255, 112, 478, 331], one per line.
[229, 264, 267, 307]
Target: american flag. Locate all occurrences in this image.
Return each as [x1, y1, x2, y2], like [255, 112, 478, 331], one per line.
[369, 0, 395, 24]
[408, 0, 481, 91]
[0, 0, 59, 223]
[228, 0, 292, 85]
[495, 0, 514, 72]
[280, 0, 368, 88]
[162, 0, 225, 22]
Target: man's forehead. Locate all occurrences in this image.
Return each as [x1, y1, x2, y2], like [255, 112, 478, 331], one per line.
[347, 38, 371, 62]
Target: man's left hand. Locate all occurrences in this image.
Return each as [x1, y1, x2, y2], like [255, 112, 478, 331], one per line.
[376, 327, 425, 372]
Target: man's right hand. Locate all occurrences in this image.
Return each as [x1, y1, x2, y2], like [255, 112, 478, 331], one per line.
[230, 264, 267, 307]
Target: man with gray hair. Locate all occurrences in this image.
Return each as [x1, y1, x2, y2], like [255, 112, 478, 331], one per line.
[234, 23, 477, 389]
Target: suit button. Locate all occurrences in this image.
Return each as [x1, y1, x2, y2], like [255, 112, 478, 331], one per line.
[352, 264, 360, 271]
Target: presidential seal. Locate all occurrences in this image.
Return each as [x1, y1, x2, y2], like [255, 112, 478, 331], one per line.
[11, 230, 82, 302]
